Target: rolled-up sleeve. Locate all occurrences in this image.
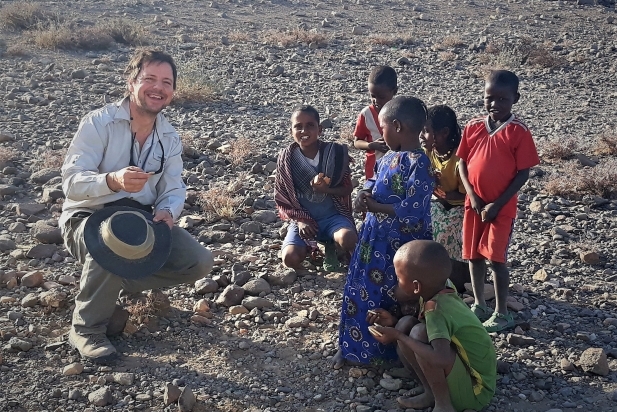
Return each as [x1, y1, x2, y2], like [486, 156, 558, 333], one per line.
[154, 132, 186, 220]
[62, 116, 115, 201]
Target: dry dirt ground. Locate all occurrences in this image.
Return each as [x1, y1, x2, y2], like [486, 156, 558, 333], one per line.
[1, 0, 617, 411]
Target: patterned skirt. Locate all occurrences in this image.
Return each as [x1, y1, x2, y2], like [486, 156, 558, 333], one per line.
[431, 201, 465, 262]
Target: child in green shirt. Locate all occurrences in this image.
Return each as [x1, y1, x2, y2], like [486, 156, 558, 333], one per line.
[368, 240, 496, 412]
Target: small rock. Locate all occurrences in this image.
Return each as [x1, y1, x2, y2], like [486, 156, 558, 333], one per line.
[507, 333, 536, 346]
[193, 299, 210, 314]
[190, 314, 211, 326]
[21, 271, 44, 287]
[30, 168, 61, 184]
[39, 289, 67, 308]
[242, 278, 271, 296]
[106, 306, 128, 336]
[285, 316, 309, 328]
[16, 203, 46, 216]
[194, 277, 219, 294]
[351, 26, 366, 35]
[88, 387, 112, 407]
[26, 244, 57, 259]
[242, 296, 274, 310]
[266, 268, 297, 286]
[379, 378, 402, 391]
[560, 358, 576, 371]
[229, 305, 249, 315]
[9, 337, 33, 351]
[164, 383, 181, 405]
[63, 362, 84, 376]
[113, 372, 134, 385]
[533, 269, 549, 282]
[579, 348, 609, 376]
[251, 210, 278, 224]
[240, 221, 261, 234]
[580, 251, 600, 265]
[178, 386, 196, 412]
[216, 284, 245, 307]
[21, 293, 38, 308]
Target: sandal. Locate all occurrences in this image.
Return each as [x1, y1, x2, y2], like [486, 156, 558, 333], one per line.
[470, 304, 491, 322]
[322, 243, 342, 272]
[483, 311, 515, 333]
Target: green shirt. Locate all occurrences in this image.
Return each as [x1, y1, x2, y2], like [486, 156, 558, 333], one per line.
[423, 291, 496, 405]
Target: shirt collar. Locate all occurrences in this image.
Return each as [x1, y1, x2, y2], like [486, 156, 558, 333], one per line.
[114, 97, 176, 134]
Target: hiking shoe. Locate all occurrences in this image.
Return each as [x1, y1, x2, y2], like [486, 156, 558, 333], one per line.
[68, 328, 117, 363]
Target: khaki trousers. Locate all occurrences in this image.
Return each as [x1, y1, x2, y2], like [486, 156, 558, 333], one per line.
[64, 215, 213, 335]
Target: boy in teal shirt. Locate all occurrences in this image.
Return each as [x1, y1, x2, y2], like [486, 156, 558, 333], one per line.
[368, 240, 496, 412]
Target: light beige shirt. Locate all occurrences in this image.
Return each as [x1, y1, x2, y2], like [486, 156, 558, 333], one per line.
[60, 98, 185, 228]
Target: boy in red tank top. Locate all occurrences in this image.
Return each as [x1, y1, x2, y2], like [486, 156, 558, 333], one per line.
[457, 70, 540, 333]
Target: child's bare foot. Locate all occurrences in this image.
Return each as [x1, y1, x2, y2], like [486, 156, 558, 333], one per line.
[397, 392, 435, 409]
[329, 349, 346, 369]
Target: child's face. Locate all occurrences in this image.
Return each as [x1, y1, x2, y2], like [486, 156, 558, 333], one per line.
[484, 82, 519, 123]
[378, 112, 400, 151]
[421, 123, 450, 154]
[393, 258, 420, 303]
[291, 111, 322, 150]
[368, 82, 396, 113]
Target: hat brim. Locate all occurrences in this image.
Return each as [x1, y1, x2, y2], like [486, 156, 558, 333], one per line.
[83, 206, 172, 279]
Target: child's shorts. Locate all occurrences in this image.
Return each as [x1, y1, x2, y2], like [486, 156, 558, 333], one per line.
[462, 207, 514, 263]
[446, 354, 489, 411]
[282, 215, 355, 250]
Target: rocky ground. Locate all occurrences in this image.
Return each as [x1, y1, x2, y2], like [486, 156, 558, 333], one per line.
[0, 0, 617, 411]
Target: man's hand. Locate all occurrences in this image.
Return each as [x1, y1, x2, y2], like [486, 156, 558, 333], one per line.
[354, 191, 371, 213]
[364, 196, 381, 213]
[107, 166, 151, 193]
[368, 139, 389, 153]
[153, 209, 173, 229]
[369, 324, 402, 345]
[297, 221, 316, 239]
[366, 308, 397, 327]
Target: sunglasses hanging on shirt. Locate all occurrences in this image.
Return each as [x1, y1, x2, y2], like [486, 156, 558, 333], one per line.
[128, 121, 165, 174]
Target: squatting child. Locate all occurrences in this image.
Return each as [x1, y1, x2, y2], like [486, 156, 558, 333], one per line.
[275, 105, 358, 272]
[457, 70, 540, 332]
[353, 65, 397, 179]
[369, 240, 496, 412]
[332, 96, 434, 369]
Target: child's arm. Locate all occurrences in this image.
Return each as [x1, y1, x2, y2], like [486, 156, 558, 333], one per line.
[483, 168, 530, 221]
[458, 159, 485, 215]
[370, 326, 454, 370]
[354, 138, 389, 153]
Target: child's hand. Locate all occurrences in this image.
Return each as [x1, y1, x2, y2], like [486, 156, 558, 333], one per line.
[354, 191, 371, 213]
[368, 324, 401, 345]
[482, 202, 501, 222]
[297, 221, 317, 239]
[469, 193, 486, 215]
[368, 139, 389, 153]
[366, 308, 397, 327]
[311, 173, 331, 193]
[364, 196, 380, 213]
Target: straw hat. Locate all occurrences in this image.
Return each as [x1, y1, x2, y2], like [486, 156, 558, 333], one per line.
[83, 206, 172, 279]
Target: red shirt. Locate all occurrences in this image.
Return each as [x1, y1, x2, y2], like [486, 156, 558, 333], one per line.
[456, 115, 540, 218]
[354, 105, 382, 179]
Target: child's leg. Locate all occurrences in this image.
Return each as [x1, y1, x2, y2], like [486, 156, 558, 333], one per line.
[281, 245, 307, 269]
[469, 258, 487, 307]
[491, 260, 509, 315]
[332, 227, 358, 254]
[396, 323, 457, 412]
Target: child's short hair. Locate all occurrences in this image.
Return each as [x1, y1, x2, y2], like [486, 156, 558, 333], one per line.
[486, 70, 519, 93]
[291, 105, 320, 124]
[381, 96, 427, 133]
[427, 105, 461, 152]
[368, 66, 397, 91]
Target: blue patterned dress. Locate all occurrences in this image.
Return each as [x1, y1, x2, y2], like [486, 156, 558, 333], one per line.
[339, 149, 434, 364]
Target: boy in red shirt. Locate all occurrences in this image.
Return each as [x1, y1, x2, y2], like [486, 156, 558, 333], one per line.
[457, 70, 540, 333]
[353, 66, 396, 179]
